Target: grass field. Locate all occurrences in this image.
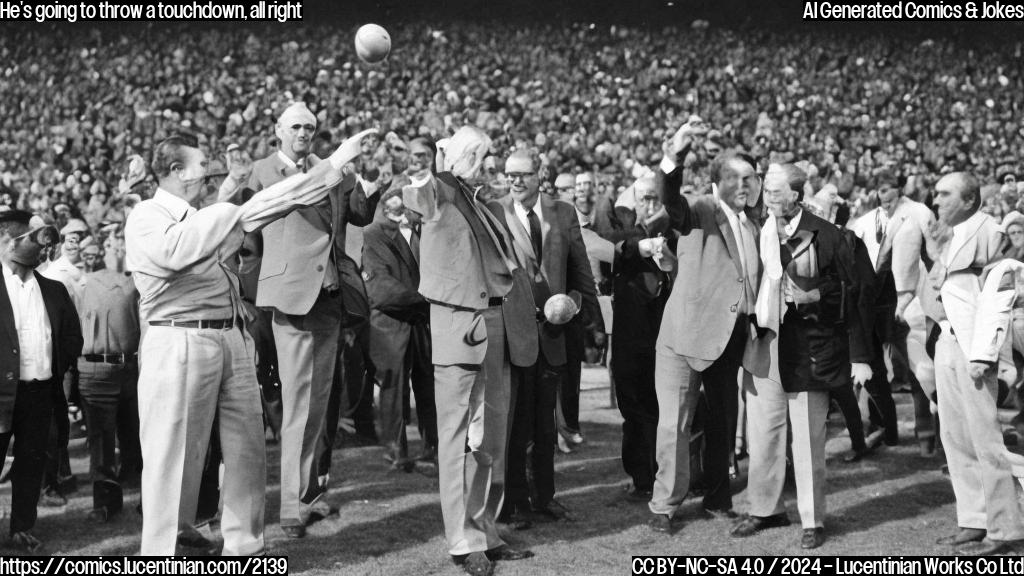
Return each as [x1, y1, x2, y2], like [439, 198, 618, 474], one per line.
[0, 367, 992, 573]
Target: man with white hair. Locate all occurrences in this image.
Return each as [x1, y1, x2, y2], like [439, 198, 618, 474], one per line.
[404, 126, 538, 576]
[248, 102, 382, 539]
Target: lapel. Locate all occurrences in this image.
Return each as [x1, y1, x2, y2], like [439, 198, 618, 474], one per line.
[0, 272, 17, 348]
[382, 219, 418, 275]
[539, 195, 555, 247]
[501, 196, 538, 269]
[945, 211, 989, 273]
[714, 204, 744, 278]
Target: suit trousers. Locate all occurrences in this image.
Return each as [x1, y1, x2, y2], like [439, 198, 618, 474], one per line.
[138, 325, 265, 555]
[745, 374, 829, 528]
[435, 304, 510, 556]
[273, 293, 343, 525]
[865, 327, 899, 445]
[649, 317, 744, 517]
[558, 321, 584, 436]
[829, 384, 867, 453]
[506, 352, 560, 512]
[378, 322, 437, 461]
[934, 333, 1024, 541]
[78, 359, 141, 511]
[614, 349, 659, 491]
[0, 379, 54, 534]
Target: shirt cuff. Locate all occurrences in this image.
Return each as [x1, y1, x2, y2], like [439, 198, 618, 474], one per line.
[659, 156, 677, 174]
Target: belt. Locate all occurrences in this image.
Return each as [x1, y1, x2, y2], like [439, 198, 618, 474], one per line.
[425, 297, 505, 313]
[82, 353, 137, 364]
[149, 318, 236, 329]
[489, 297, 504, 307]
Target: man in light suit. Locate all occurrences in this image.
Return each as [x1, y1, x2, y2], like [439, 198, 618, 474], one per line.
[851, 170, 937, 455]
[248, 103, 380, 538]
[0, 211, 82, 551]
[403, 127, 538, 576]
[921, 172, 1024, 556]
[635, 119, 768, 533]
[494, 149, 601, 525]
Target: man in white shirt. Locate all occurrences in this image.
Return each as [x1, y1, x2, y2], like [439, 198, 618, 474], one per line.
[0, 210, 82, 551]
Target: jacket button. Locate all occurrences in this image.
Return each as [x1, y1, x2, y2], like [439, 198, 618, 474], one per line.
[11, 349, 16, 355]
[738, 277, 744, 283]
[316, 265, 324, 272]
[480, 292, 487, 299]
[730, 305, 737, 312]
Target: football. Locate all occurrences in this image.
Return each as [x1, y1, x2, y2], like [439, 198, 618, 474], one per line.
[355, 23, 391, 64]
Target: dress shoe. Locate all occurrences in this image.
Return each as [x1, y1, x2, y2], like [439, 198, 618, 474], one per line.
[39, 489, 67, 508]
[88, 508, 109, 524]
[801, 527, 825, 549]
[485, 545, 534, 561]
[648, 513, 678, 534]
[281, 523, 306, 539]
[556, 435, 573, 454]
[414, 459, 439, 477]
[9, 531, 41, 552]
[308, 500, 338, 523]
[956, 538, 1023, 556]
[497, 508, 533, 531]
[703, 507, 738, 521]
[177, 525, 213, 549]
[843, 446, 873, 463]
[730, 513, 791, 537]
[936, 528, 986, 546]
[623, 484, 653, 503]
[567, 432, 585, 445]
[455, 552, 494, 576]
[531, 500, 570, 522]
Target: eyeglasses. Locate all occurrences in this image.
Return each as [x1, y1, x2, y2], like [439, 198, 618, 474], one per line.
[507, 172, 536, 181]
[14, 226, 59, 247]
[288, 124, 316, 133]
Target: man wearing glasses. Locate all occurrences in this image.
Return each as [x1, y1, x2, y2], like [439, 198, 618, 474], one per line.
[247, 102, 382, 538]
[0, 211, 82, 551]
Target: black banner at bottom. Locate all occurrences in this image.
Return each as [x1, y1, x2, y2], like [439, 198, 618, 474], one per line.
[0, 557, 288, 576]
[632, 556, 1024, 576]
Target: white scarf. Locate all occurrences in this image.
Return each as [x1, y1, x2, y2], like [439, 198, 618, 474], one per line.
[755, 212, 784, 335]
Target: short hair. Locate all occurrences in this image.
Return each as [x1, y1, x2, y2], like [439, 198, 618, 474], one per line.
[709, 150, 757, 185]
[770, 163, 808, 201]
[872, 169, 906, 192]
[151, 133, 200, 180]
[506, 148, 540, 172]
[949, 172, 982, 212]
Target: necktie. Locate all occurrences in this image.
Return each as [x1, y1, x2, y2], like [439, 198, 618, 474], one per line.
[409, 227, 420, 264]
[296, 157, 307, 174]
[875, 209, 887, 245]
[527, 208, 543, 265]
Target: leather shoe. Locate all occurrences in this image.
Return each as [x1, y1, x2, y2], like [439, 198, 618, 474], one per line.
[88, 508, 109, 524]
[455, 552, 494, 576]
[801, 527, 825, 549]
[497, 511, 532, 531]
[9, 531, 41, 552]
[843, 446, 873, 463]
[730, 513, 791, 537]
[485, 545, 534, 561]
[936, 528, 986, 546]
[919, 438, 937, 458]
[648, 513, 678, 534]
[281, 524, 306, 539]
[177, 525, 213, 549]
[623, 484, 653, 503]
[531, 500, 570, 522]
[956, 538, 1023, 556]
[308, 500, 338, 523]
[703, 507, 738, 521]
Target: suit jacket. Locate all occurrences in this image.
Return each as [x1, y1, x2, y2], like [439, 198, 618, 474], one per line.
[250, 152, 378, 315]
[491, 194, 602, 367]
[778, 210, 872, 392]
[403, 172, 538, 367]
[850, 198, 934, 296]
[920, 211, 1004, 362]
[0, 271, 83, 433]
[634, 163, 767, 375]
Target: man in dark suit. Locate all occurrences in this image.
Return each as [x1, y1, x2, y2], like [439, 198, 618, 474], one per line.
[734, 163, 872, 549]
[0, 210, 83, 551]
[493, 150, 601, 525]
[403, 127, 538, 576]
[363, 185, 436, 472]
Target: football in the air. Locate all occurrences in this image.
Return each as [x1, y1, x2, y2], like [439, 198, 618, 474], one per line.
[355, 24, 391, 64]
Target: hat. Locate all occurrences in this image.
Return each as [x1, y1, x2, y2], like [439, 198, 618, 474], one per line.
[554, 173, 575, 189]
[1003, 211, 1024, 233]
[60, 218, 89, 237]
[0, 209, 33, 226]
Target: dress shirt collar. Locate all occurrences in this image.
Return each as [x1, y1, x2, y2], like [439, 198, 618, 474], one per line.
[2, 260, 34, 288]
[153, 188, 193, 221]
[576, 208, 591, 227]
[277, 150, 311, 171]
[782, 209, 803, 237]
[514, 199, 543, 225]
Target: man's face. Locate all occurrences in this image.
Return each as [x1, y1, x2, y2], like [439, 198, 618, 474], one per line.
[637, 184, 661, 218]
[62, 232, 83, 262]
[506, 156, 539, 208]
[763, 170, 800, 218]
[574, 186, 594, 216]
[717, 158, 757, 212]
[276, 120, 315, 160]
[933, 175, 971, 226]
[703, 140, 723, 159]
[555, 182, 574, 204]
[177, 147, 208, 204]
[878, 184, 900, 216]
[82, 246, 102, 272]
[408, 141, 433, 175]
[383, 195, 406, 223]
[1009, 223, 1024, 249]
[576, 178, 594, 197]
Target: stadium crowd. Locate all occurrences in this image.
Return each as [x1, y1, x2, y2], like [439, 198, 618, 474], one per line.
[2, 18, 1024, 573]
